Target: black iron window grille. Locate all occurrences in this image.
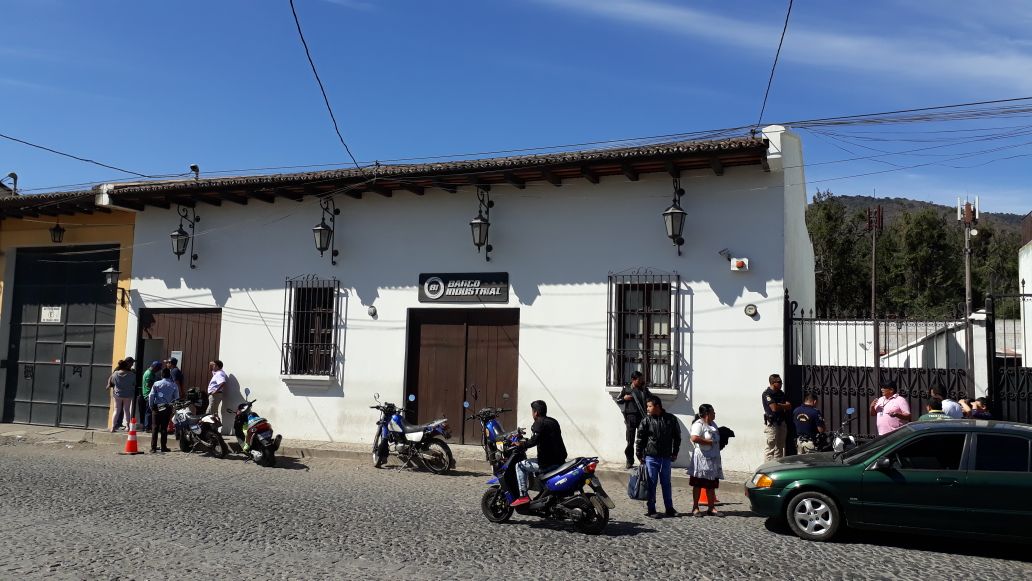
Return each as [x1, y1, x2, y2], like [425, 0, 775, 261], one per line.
[282, 275, 341, 377]
[607, 269, 680, 388]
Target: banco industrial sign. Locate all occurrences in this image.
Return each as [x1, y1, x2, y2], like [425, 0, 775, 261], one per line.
[418, 272, 509, 303]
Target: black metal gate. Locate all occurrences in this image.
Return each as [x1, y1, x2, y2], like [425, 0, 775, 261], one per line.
[784, 294, 969, 440]
[985, 294, 1032, 424]
[2, 246, 119, 428]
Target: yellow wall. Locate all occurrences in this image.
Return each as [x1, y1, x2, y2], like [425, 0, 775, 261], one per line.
[0, 210, 136, 380]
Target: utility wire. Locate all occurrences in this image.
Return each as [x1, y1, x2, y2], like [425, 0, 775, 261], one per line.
[288, 0, 362, 170]
[0, 132, 154, 178]
[756, 0, 794, 129]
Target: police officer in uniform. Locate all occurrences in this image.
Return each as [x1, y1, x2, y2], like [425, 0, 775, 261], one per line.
[792, 393, 825, 454]
[762, 373, 792, 460]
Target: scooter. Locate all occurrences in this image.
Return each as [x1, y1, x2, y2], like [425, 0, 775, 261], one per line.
[816, 406, 859, 456]
[172, 392, 229, 458]
[371, 393, 455, 474]
[480, 427, 615, 535]
[229, 389, 282, 467]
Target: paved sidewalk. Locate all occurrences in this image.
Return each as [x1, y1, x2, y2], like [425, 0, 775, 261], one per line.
[0, 422, 751, 488]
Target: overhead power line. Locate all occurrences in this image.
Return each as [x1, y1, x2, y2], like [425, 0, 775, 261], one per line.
[288, 0, 362, 170]
[0, 132, 154, 178]
[756, 0, 794, 129]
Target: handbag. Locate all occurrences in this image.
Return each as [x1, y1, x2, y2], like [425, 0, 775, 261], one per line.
[627, 463, 651, 501]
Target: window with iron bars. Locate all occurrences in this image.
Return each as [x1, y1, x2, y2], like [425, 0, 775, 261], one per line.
[607, 270, 680, 388]
[281, 276, 341, 377]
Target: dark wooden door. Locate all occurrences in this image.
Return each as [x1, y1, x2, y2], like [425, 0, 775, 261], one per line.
[3, 246, 119, 429]
[136, 309, 222, 392]
[406, 309, 519, 445]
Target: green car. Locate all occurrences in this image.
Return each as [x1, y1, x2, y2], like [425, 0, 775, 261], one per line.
[745, 420, 1032, 542]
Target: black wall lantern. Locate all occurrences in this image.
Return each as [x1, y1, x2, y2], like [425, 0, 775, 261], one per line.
[470, 186, 493, 261]
[313, 197, 340, 265]
[49, 220, 65, 244]
[662, 179, 687, 255]
[170, 205, 199, 269]
[101, 266, 129, 307]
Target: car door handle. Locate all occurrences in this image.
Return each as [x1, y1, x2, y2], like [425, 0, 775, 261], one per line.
[936, 477, 959, 486]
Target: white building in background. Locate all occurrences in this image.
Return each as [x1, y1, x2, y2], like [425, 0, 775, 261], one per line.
[105, 126, 814, 473]
[1020, 212, 1032, 363]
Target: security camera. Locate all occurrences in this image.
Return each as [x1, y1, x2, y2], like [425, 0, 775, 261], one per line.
[718, 248, 732, 261]
[189, 164, 200, 179]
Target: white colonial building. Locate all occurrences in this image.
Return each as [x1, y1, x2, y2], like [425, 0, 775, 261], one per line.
[104, 126, 814, 472]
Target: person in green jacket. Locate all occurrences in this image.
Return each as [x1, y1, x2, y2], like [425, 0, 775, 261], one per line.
[918, 397, 951, 421]
[139, 361, 162, 432]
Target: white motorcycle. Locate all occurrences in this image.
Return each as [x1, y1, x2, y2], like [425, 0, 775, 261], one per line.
[173, 398, 229, 458]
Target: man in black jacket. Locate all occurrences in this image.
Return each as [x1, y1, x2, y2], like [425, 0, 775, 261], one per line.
[511, 400, 567, 507]
[635, 395, 681, 518]
[615, 370, 652, 469]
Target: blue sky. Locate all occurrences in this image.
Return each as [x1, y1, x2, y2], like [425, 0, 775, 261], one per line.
[2, 0, 1031, 213]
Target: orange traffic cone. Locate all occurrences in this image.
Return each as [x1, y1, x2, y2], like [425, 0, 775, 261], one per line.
[698, 488, 719, 506]
[119, 418, 144, 455]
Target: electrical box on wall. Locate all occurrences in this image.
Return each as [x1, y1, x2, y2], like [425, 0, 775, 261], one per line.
[730, 258, 749, 271]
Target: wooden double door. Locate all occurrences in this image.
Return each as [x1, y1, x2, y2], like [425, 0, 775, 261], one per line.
[406, 309, 519, 444]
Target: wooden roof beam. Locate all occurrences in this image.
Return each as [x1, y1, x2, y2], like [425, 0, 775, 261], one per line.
[709, 157, 724, 176]
[621, 164, 639, 182]
[503, 173, 526, 189]
[541, 169, 562, 187]
[224, 192, 249, 205]
[401, 184, 425, 196]
[665, 161, 681, 179]
[580, 166, 599, 184]
[252, 192, 277, 204]
[196, 196, 222, 207]
[370, 186, 393, 197]
[432, 179, 457, 194]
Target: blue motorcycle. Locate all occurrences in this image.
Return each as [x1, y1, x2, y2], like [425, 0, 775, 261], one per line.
[464, 401, 511, 469]
[480, 427, 616, 535]
[371, 393, 455, 474]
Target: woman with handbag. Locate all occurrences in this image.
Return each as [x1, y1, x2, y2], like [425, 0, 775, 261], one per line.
[687, 404, 724, 517]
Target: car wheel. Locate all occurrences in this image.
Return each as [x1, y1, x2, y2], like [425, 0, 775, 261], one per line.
[786, 491, 840, 542]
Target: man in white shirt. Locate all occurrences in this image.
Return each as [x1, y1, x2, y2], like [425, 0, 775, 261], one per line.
[207, 359, 228, 418]
[932, 386, 963, 419]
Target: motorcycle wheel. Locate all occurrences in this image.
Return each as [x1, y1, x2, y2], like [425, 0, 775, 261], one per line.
[257, 444, 276, 467]
[177, 429, 192, 453]
[419, 438, 453, 474]
[372, 432, 387, 468]
[480, 487, 514, 523]
[574, 494, 609, 535]
[210, 434, 229, 459]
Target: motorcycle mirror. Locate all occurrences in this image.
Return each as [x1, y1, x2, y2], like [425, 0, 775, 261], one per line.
[408, 394, 416, 402]
[846, 407, 856, 416]
[244, 387, 251, 397]
[463, 401, 470, 409]
[374, 392, 380, 403]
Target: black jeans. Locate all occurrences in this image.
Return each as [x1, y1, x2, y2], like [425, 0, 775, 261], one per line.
[624, 414, 642, 464]
[151, 407, 173, 451]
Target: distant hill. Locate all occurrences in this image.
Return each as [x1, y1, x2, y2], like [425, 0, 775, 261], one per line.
[828, 195, 1024, 235]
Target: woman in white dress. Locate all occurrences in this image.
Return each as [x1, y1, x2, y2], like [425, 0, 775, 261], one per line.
[688, 403, 723, 516]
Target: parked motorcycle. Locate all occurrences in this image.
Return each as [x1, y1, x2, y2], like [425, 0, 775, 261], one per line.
[173, 398, 229, 458]
[371, 393, 455, 474]
[480, 427, 615, 535]
[464, 399, 511, 468]
[816, 406, 859, 456]
[228, 389, 282, 467]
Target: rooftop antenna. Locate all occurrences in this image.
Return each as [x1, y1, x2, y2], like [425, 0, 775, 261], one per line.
[1, 172, 17, 195]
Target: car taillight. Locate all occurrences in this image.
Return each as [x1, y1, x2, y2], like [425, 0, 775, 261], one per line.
[585, 461, 598, 474]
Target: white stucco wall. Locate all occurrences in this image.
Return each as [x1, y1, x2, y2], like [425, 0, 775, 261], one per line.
[124, 133, 811, 473]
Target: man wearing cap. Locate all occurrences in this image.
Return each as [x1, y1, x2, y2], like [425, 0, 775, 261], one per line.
[139, 361, 162, 432]
[869, 378, 911, 435]
[614, 370, 652, 469]
[762, 373, 792, 460]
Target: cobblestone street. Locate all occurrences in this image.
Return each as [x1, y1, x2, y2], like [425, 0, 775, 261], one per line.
[0, 439, 1028, 580]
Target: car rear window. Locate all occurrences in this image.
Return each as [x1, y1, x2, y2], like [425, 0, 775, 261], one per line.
[975, 435, 1031, 472]
[891, 434, 966, 470]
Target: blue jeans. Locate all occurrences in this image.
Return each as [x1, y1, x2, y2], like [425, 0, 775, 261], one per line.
[645, 456, 674, 513]
[516, 459, 539, 496]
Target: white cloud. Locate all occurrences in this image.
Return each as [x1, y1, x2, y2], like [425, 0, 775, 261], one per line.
[319, 0, 376, 10]
[537, 0, 1032, 93]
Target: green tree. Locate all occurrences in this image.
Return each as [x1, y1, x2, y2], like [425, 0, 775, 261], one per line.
[805, 190, 868, 315]
[880, 208, 964, 318]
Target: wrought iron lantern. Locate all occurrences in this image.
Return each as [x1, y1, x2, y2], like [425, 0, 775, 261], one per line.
[663, 180, 687, 255]
[49, 220, 65, 244]
[170, 206, 199, 268]
[101, 266, 128, 306]
[313, 197, 340, 265]
[470, 186, 493, 261]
